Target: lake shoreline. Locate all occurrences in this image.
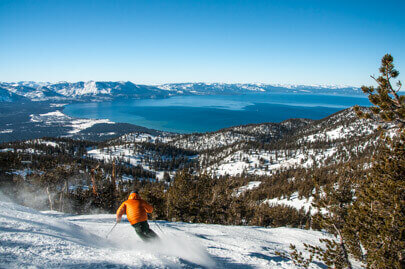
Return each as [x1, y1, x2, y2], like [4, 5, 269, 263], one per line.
[63, 92, 370, 134]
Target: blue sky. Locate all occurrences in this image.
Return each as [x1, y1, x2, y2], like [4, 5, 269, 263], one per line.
[1, 0, 404, 86]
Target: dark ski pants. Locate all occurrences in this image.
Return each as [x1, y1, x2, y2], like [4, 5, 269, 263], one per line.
[132, 221, 159, 242]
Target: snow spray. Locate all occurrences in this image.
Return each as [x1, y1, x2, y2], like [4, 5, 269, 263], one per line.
[154, 233, 216, 268]
[108, 228, 216, 268]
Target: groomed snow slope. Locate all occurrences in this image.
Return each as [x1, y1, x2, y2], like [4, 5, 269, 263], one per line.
[0, 199, 330, 268]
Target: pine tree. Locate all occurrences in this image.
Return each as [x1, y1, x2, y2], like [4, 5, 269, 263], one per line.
[354, 54, 405, 128]
[165, 171, 193, 221]
[346, 54, 405, 268]
[344, 132, 405, 268]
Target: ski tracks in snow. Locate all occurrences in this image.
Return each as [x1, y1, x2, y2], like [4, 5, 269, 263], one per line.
[0, 200, 328, 268]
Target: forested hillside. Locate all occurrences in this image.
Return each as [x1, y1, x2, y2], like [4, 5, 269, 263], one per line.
[0, 105, 392, 228]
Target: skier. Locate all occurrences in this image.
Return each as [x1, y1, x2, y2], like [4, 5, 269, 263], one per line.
[116, 190, 159, 242]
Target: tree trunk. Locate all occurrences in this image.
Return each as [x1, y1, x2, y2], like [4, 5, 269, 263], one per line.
[334, 224, 353, 269]
[340, 236, 352, 269]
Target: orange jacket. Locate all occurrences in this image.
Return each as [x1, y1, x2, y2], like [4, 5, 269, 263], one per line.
[116, 193, 153, 225]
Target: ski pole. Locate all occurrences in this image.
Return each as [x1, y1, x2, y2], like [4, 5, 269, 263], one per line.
[106, 222, 118, 239]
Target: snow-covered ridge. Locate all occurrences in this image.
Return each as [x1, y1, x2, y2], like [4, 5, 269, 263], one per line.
[5, 81, 360, 89]
[90, 107, 387, 179]
[204, 108, 386, 177]
[0, 81, 362, 102]
[0, 198, 330, 268]
[56, 81, 112, 96]
[157, 82, 359, 90]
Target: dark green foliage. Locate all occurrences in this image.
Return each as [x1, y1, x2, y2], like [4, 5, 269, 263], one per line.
[354, 54, 405, 127]
[162, 171, 312, 226]
[303, 239, 350, 269]
[287, 244, 313, 269]
[139, 183, 166, 220]
[286, 166, 358, 268]
[345, 132, 405, 268]
[166, 172, 245, 225]
[250, 204, 309, 227]
[276, 244, 314, 269]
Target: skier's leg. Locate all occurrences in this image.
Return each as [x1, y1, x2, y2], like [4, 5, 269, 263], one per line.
[132, 222, 149, 242]
[146, 227, 159, 240]
[142, 221, 159, 241]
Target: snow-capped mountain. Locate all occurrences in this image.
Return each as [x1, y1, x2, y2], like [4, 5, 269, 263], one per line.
[157, 82, 361, 95]
[0, 88, 29, 102]
[0, 81, 362, 102]
[0, 81, 168, 102]
[157, 82, 267, 94]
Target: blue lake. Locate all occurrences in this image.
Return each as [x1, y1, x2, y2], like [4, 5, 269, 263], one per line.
[64, 92, 370, 133]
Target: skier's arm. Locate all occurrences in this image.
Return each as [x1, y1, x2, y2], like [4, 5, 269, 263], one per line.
[116, 202, 126, 223]
[143, 200, 154, 214]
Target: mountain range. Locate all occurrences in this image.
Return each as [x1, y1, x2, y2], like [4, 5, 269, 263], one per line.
[0, 81, 362, 102]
